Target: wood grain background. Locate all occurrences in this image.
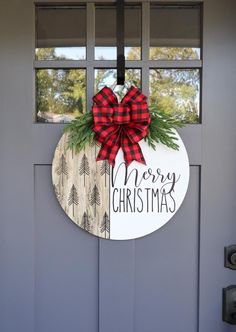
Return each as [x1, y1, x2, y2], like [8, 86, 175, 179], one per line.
[52, 133, 110, 239]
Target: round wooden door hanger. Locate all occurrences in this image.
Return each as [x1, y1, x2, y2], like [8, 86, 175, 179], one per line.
[52, 132, 189, 240]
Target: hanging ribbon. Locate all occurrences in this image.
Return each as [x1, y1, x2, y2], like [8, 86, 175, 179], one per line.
[92, 86, 150, 167]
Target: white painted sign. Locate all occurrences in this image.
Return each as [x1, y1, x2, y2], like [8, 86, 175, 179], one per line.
[52, 132, 189, 240]
[109, 133, 189, 239]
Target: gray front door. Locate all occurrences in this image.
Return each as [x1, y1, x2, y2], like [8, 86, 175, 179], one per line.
[0, 0, 236, 332]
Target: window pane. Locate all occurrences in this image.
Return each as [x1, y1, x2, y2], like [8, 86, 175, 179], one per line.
[125, 5, 141, 60]
[150, 5, 201, 60]
[95, 5, 116, 60]
[36, 69, 86, 123]
[94, 69, 141, 100]
[95, 5, 141, 60]
[149, 69, 200, 123]
[36, 6, 86, 60]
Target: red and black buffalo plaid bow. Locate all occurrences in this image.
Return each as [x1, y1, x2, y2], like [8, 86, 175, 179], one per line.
[92, 86, 150, 167]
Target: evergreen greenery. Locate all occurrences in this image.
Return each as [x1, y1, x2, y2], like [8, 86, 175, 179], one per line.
[64, 105, 185, 154]
[64, 112, 95, 153]
[146, 105, 185, 150]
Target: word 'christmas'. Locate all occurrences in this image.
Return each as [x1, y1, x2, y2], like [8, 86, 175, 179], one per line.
[111, 163, 180, 213]
[112, 188, 176, 213]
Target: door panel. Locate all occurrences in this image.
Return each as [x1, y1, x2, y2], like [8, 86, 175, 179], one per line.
[35, 166, 199, 332]
[99, 167, 200, 332]
[134, 167, 199, 332]
[35, 166, 98, 332]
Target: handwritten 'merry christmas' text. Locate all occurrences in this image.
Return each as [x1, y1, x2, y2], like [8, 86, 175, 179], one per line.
[111, 163, 180, 213]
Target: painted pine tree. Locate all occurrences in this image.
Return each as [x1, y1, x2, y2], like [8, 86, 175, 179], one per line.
[53, 184, 61, 202]
[56, 153, 68, 186]
[89, 184, 101, 216]
[100, 160, 110, 187]
[79, 154, 90, 186]
[68, 184, 79, 216]
[81, 211, 91, 232]
[100, 212, 110, 239]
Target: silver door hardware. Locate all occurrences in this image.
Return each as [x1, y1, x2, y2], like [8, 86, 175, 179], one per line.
[223, 286, 236, 324]
[225, 245, 236, 270]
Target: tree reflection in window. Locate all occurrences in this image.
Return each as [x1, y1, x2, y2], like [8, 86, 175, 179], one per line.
[149, 47, 200, 60]
[36, 68, 86, 122]
[149, 69, 200, 123]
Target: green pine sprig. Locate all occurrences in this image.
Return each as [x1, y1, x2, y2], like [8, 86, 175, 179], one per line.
[64, 106, 185, 154]
[64, 112, 95, 153]
[146, 105, 185, 150]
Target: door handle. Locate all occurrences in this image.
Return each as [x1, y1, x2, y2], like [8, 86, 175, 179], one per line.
[223, 286, 236, 324]
[224, 245, 236, 270]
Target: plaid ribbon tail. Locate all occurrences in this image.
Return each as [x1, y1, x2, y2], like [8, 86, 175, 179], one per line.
[121, 135, 146, 167]
[96, 143, 120, 167]
[97, 134, 146, 167]
[96, 130, 122, 167]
